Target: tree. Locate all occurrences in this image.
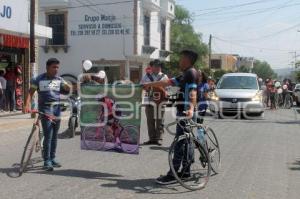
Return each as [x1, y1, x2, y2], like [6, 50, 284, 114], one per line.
[295, 71, 300, 82]
[238, 65, 250, 73]
[213, 69, 227, 81]
[165, 5, 208, 75]
[252, 60, 277, 80]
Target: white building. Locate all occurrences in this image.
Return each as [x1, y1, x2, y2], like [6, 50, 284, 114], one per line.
[39, 0, 175, 83]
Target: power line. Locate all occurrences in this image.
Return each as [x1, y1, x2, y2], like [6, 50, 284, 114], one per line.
[230, 22, 300, 42]
[193, 2, 300, 26]
[191, 0, 274, 13]
[213, 36, 300, 52]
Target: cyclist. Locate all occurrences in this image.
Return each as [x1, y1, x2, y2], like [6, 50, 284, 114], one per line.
[25, 58, 70, 171]
[143, 50, 199, 185]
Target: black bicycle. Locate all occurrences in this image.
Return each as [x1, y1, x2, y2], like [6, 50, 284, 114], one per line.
[165, 117, 220, 190]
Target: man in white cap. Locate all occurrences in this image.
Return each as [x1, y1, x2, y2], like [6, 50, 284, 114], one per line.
[93, 70, 107, 84]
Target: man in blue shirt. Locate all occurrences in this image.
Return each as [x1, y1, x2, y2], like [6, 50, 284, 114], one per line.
[143, 50, 199, 184]
[25, 58, 70, 171]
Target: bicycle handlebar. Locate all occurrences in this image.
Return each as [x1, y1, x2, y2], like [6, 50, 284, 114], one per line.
[30, 110, 57, 121]
[165, 117, 204, 136]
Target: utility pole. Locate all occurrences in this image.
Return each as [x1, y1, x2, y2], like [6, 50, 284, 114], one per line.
[208, 34, 212, 71]
[29, 0, 36, 117]
[289, 51, 297, 69]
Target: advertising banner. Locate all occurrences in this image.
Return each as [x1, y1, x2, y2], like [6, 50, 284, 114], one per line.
[80, 84, 142, 154]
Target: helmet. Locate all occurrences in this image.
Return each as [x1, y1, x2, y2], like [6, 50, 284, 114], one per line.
[275, 81, 281, 88]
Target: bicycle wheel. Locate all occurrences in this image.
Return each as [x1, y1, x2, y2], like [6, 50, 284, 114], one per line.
[19, 124, 39, 175]
[205, 127, 220, 174]
[120, 125, 139, 154]
[169, 135, 211, 191]
[82, 126, 106, 151]
[284, 95, 292, 109]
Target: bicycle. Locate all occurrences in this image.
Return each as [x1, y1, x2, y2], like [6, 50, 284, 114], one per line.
[283, 91, 293, 109]
[165, 117, 220, 190]
[19, 110, 55, 176]
[82, 118, 139, 154]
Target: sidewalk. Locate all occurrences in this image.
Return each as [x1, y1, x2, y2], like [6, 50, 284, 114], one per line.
[0, 113, 33, 131]
[0, 111, 70, 132]
[0, 110, 23, 118]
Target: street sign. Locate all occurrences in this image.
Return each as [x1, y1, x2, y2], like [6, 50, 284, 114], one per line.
[0, 0, 29, 35]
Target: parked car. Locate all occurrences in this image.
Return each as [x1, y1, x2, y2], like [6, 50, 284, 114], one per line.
[209, 73, 264, 117]
[293, 84, 300, 106]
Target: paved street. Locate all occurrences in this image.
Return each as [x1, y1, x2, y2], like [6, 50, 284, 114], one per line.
[0, 108, 300, 199]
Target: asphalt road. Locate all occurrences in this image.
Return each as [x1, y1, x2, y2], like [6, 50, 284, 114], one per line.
[0, 108, 300, 199]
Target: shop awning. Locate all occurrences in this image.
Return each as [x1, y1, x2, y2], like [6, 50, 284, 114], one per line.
[0, 24, 52, 39]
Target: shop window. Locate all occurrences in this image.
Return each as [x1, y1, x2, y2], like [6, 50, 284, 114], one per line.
[144, 15, 150, 46]
[47, 13, 66, 45]
[161, 21, 166, 50]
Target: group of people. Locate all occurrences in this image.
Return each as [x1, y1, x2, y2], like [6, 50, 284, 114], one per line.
[262, 78, 294, 109]
[24, 50, 211, 186]
[0, 64, 19, 112]
[140, 57, 212, 147]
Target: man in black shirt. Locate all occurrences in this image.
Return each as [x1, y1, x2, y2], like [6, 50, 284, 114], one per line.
[143, 50, 199, 184]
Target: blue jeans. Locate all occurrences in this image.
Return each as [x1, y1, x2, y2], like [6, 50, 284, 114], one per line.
[41, 116, 61, 162]
[168, 112, 194, 176]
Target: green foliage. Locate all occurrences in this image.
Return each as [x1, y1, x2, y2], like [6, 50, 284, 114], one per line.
[252, 60, 277, 80]
[238, 65, 251, 73]
[166, 5, 208, 76]
[295, 71, 300, 82]
[213, 69, 227, 80]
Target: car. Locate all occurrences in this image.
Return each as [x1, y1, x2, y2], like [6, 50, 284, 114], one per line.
[209, 73, 264, 117]
[293, 84, 300, 106]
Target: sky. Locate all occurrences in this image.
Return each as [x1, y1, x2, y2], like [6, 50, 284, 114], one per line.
[176, 0, 300, 69]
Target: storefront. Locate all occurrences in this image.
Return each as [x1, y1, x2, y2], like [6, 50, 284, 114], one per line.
[0, 0, 51, 113]
[0, 34, 29, 110]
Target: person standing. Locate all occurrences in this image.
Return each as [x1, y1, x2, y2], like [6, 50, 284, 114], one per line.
[197, 71, 209, 120]
[4, 64, 16, 112]
[25, 58, 70, 171]
[143, 50, 199, 184]
[0, 70, 6, 112]
[140, 60, 168, 146]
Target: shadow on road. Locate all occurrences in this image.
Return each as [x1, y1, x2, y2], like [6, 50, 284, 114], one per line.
[58, 129, 81, 139]
[288, 159, 300, 171]
[149, 146, 169, 152]
[100, 177, 191, 195]
[29, 169, 123, 179]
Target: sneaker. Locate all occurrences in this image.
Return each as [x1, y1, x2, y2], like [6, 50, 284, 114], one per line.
[156, 175, 177, 185]
[178, 172, 192, 180]
[153, 140, 163, 146]
[51, 160, 62, 168]
[43, 161, 54, 171]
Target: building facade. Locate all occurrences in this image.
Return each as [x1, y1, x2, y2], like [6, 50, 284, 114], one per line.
[210, 54, 238, 72]
[0, 0, 51, 112]
[236, 56, 254, 71]
[39, 0, 175, 83]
